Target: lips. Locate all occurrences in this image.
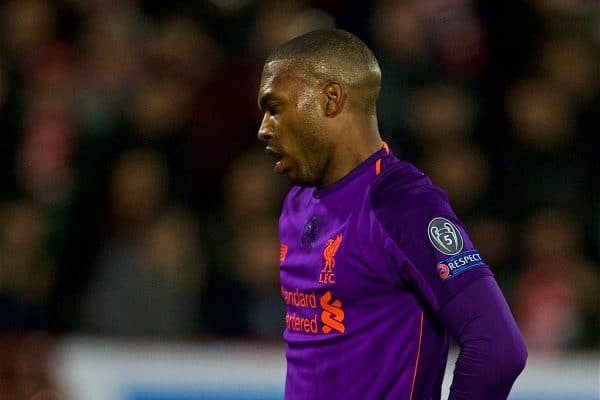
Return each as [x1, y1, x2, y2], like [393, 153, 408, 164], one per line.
[265, 146, 283, 161]
[265, 147, 286, 174]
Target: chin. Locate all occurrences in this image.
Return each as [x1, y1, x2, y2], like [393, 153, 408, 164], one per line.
[286, 165, 320, 187]
[285, 172, 306, 186]
[287, 176, 306, 186]
[288, 175, 319, 187]
[292, 181, 314, 187]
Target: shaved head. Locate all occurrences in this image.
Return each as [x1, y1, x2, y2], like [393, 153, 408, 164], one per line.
[265, 29, 381, 114]
[257, 29, 383, 188]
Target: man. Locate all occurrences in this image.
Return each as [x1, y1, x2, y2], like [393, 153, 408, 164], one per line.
[257, 29, 527, 400]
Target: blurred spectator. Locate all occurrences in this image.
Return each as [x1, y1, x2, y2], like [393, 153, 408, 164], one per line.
[370, 0, 435, 154]
[420, 142, 490, 216]
[539, 36, 599, 104]
[74, 2, 142, 137]
[0, 200, 54, 331]
[1, 0, 57, 71]
[406, 83, 478, 163]
[466, 217, 515, 291]
[230, 220, 285, 340]
[0, 333, 64, 400]
[418, 0, 489, 79]
[17, 44, 76, 208]
[506, 77, 573, 151]
[503, 77, 587, 216]
[371, 0, 429, 62]
[207, 149, 287, 339]
[251, 0, 335, 60]
[109, 149, 167, 233]
[79, 149, 207, 339]
[223, 149, 288, 230]
[516, 210, 598, 354]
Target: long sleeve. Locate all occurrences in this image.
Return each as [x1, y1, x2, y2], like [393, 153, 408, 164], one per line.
[438, 275, 528, 400]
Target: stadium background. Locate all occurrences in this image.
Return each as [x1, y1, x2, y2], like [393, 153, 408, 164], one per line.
[0, 0, 598, 399]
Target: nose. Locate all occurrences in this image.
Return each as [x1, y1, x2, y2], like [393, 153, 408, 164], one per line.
[257, 113, 272, 142]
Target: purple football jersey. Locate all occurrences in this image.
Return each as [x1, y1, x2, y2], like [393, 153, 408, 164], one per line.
[278, 146, 493, 400]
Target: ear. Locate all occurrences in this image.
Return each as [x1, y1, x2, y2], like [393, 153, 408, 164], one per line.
[323, 81, 345, 117]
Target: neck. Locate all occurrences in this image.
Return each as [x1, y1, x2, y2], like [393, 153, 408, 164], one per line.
[318, 115, 382, 188]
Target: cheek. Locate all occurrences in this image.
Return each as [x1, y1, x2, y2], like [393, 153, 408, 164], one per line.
[282, 95, 325, 168]
[297, 93, 321, 124]
[291, 118, 321, 160]
[295, 99, 322, 144]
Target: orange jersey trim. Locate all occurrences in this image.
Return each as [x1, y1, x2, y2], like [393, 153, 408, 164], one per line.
[375, 142, 389, 175]
[382, 141, 390, 154]
[409, 311, 424, 400]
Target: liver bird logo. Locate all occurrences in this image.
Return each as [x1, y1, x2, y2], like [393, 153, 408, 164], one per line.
[280, 244, 288, 263]
[323, 234, 343, 270]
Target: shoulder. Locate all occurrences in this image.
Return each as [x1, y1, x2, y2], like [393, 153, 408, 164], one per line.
[281, 185, 311, 212]
[285, 185, 306, 201]
[369, 159, 451, 218]
[368, 159, 461, 245]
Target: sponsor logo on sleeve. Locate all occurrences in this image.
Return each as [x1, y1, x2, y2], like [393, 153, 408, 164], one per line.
[428, 217, 464, 255]
[437, 262, 450, 279]
[436, 249, 485, 280]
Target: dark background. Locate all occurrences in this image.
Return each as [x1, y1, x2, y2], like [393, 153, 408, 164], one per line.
[0, 0, 598, 397]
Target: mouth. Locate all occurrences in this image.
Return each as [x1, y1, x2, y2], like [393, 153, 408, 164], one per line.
[265, 146, 287, 174]
[265, 146, 283, 161]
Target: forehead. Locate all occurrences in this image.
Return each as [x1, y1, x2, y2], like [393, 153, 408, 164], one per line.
[261, 58, 298, 81]
[258, 60, 311, 103]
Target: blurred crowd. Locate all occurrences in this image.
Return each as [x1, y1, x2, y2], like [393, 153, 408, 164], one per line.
[0, 0, 598, 397]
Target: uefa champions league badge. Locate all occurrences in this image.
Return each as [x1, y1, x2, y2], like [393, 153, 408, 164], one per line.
[428, 217, 464, 255]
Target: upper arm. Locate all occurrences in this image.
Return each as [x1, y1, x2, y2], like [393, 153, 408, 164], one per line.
[370, 167, 493, 311]
[439, 275, 528, 400]
[439, 275, 526, 348]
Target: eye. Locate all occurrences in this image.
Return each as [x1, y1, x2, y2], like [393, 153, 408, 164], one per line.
[268, 103, 281, 116]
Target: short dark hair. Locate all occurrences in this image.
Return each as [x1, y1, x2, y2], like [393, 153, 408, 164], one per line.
[267, 29, 378, 73]
[266, 29, 381, 112]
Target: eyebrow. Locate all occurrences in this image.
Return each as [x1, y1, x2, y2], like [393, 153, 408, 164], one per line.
[258, 92, 275, 111]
